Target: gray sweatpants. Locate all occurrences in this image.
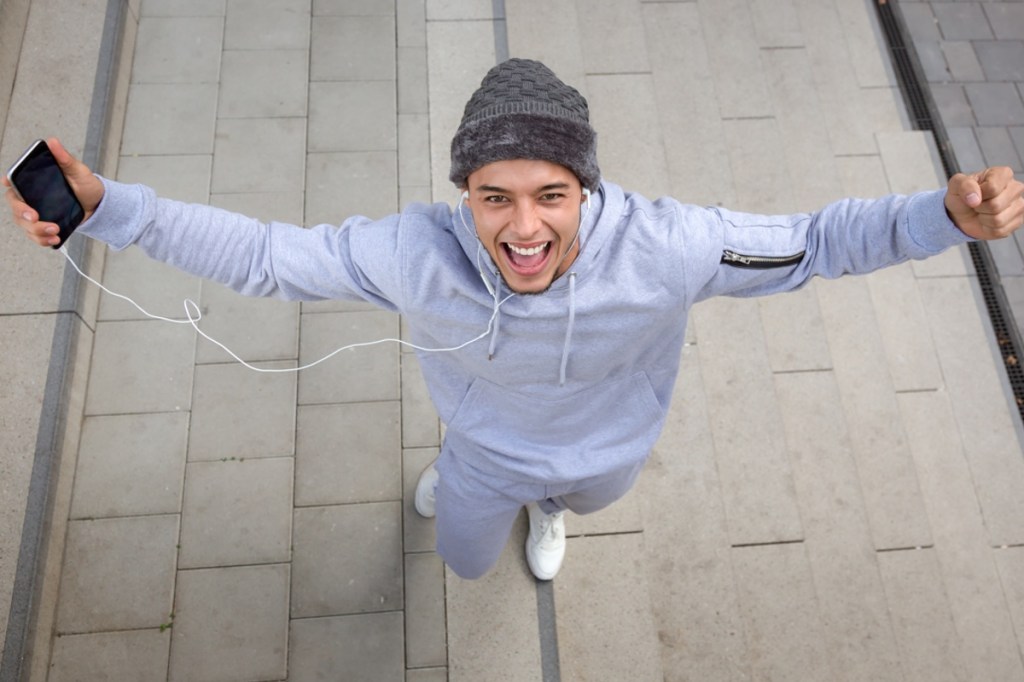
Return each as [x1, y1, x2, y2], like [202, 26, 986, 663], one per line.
[433, 446, 645, 579]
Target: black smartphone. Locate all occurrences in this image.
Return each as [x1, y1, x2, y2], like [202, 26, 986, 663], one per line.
[6, 140, 85, 249]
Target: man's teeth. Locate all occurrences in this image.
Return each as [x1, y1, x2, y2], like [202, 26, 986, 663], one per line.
[508, 243, 549, 256]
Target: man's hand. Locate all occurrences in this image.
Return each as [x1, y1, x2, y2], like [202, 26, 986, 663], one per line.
[3, 138, 105, 247]
[945, 166, 1024, 241]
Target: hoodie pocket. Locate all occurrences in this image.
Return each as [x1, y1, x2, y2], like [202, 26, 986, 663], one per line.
[446, 372, 665, 483]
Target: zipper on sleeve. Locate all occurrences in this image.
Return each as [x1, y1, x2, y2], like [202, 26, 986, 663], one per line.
[721, 249, 805, 269]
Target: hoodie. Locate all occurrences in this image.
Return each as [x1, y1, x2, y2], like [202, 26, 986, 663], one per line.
[80, 178, 970, 484]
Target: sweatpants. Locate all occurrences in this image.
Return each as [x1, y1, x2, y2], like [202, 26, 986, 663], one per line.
[433, 446, 646, 579]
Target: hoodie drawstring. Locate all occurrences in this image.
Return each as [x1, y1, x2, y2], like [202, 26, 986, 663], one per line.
[559, 272, 577, 386]
[487, 268, 502, 360]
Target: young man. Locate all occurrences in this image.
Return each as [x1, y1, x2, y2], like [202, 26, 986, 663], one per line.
[6, 59, 1024, 581]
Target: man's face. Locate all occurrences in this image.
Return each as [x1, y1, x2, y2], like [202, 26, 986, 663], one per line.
[465, 159, 586, 295]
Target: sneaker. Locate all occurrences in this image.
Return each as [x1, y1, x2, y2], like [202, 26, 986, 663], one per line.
[414, 462, 439, 518]
[525, 502, 566, 581]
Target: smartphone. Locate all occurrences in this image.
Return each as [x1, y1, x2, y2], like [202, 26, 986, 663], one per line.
[6, 140, 85, 249]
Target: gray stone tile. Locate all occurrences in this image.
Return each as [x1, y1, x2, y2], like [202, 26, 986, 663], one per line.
[398, 46, 429, 114]
[297, 310, 400, 404]
[218, 49, 309, 118]
[224, 0, 312, 50]
[940, 40, 984, 82]
[918, 278, 1024, 546]
[722, 117, 793, 213]
[291, 503, 403, 617]
[310, 15, 396, 81]
[576, 0, 649, 73]
[836, 154, 890, 198]
[194, 279, 300, 364]
[48, 630, 171, 682]
[399, 113, 432, 188]
[946, 126, 987, 172]
[1011, 126, 1024, 165]
[866, 263, 944, 392]
[994, 546, 1024, 656]
[928, 84, 977, 126]
[933, 1, 994, 40]
[554, 534, 664, 681]
[209, 190, 305, 225]
[70, 412, 187, 519]
[121, 83, 218, 155]
[169, 564, 289, 682]
[759, 286, 832, 373]
[188, 360, 297, 461]
[965, 82, 1024, 126]
[585, 74, 673, 199]
[305, 151, 398, 224]
[406, 669, 448, 682]
[116, 153, 212, 202]
[915, 38, 952, 83]
[96, 246, 202, 322]
[56, 516, 178, 633]
[308, 80, 397, 152]
[985, 2, 1024, 40]
[294, 401, 401, 506]
[731, 543, 833, 681]
[397, 0, 426, 47]
[691, 296, 804, 546]
[643, 1, 736, 207]
[833, 0, 895, 87]
[289, 612, 404, 681]
[876, 548, 968, 682]
[899, 3, 942, 42]
[85, 320, 196, 415]
[699, 0, 772, 119]
[638, 345, 749, 681]
[876, 131, 946, 193]
[178, 457, 293, 568]
[423, 21, 494, 200]
[975, 40, 1024, 81]
[131, 17, 223, 84]
[405, 552, 447, 668]
[444, 514, 542, 682]
[212, 117, 307, 193]
[774, 371, 903, 680]
[403, 447, 439, 553]
[750, 0, 802, 47]
[424, 0, 491, 20]
[991, 241, 1024, 279]
[315, 0, 395, 14]
[897, 390, 1024, 680]
[815, 275, 933, 550]
[977, 125, 1024, 168]
[142, 0, 225, 15]
[402, 353, 440, 448]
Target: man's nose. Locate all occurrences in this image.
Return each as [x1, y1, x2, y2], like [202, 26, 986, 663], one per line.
[511, 201, 542, 238]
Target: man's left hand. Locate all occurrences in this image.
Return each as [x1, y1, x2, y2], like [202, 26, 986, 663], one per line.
[945, 166, 1024, 241]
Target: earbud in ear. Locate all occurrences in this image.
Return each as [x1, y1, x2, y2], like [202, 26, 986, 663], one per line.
[461, 191, 469, 201]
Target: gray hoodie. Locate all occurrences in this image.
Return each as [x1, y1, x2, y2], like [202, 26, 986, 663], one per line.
[81, 178, 969, 484]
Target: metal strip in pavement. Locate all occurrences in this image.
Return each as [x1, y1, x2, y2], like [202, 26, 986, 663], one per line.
[0, 0, 126, 679]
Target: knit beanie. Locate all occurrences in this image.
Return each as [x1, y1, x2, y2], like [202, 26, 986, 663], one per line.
[449, 58, 600, 191]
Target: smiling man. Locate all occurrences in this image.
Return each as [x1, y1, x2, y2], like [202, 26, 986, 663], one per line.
[6, 59, 1024, 582]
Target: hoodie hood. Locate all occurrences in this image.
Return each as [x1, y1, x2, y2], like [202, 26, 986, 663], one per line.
[451, 182, 620, 383]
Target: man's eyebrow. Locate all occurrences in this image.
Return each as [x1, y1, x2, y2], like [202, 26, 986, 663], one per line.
[473, 182, 572, 193]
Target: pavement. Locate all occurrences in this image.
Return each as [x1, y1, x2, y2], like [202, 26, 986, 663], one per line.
[3, 0, 1024, 680]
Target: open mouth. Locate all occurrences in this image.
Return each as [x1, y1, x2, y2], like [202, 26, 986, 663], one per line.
[502, 241, 551, 275]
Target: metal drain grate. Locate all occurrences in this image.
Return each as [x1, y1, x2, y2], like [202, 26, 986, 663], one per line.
[875, 0, 1024, 422]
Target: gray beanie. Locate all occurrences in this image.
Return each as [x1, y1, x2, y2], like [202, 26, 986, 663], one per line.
[449, 58, 600, 191]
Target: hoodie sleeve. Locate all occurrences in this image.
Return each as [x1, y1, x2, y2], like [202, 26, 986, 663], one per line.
[78, 177, 405, 310]
[691, 189, 973, 302]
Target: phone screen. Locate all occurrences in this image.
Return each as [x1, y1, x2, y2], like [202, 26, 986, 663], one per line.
[6, 140, 85, 249]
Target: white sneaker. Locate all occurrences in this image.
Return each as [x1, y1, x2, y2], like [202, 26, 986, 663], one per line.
[414, 462, 439, 518]
[525, 502, 566, 581]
